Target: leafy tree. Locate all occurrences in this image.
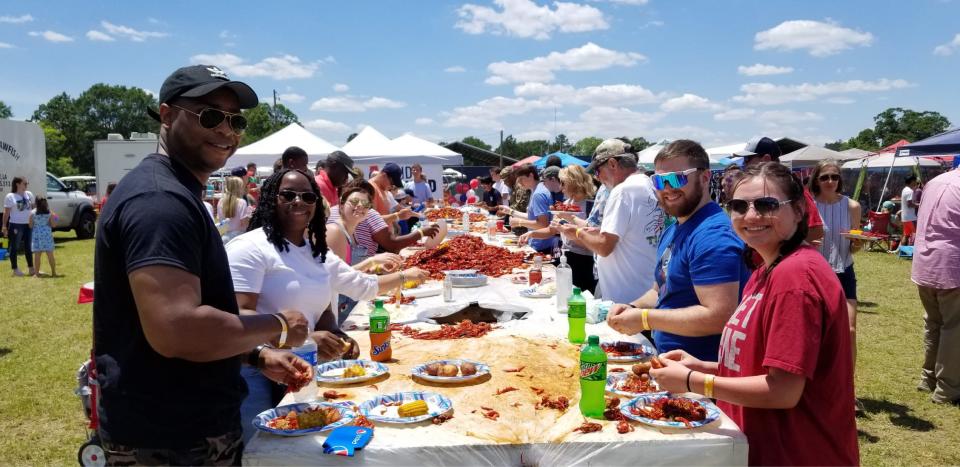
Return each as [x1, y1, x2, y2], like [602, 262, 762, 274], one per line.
[872, 107, 950, 147]
[845, 129, 880, 151]
[461, 136, 492, 151]
[824, 140, 846, 151]
[571, 137, 602, 157]
[516, 140, 549, 159]
[40, 121, 79, 176]
[0, 100, 12, 119]
[495, 134, 518, 159]
[629, 136, 652, 152]
[240, 103, 300, 146]
[549, 133, 570, 153]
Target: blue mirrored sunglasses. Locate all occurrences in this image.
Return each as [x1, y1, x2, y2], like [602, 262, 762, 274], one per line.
[651, 168, 701, 191]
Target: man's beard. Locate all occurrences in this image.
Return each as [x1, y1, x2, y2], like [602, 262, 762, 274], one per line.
[661, 179, 703, 218]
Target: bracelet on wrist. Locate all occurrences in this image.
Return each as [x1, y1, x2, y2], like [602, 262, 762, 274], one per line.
[685, 369, 694, 393]
[641, 308, 651, 331]
[248, 344, 270, 368]
[273, 313, 289, 348]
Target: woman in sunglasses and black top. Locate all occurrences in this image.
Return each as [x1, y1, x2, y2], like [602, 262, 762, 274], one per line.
[225, 168, 428, 442]
[648, 162, 858, 466]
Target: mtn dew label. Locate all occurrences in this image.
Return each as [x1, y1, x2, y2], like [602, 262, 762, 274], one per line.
[580, 361, 606, 381]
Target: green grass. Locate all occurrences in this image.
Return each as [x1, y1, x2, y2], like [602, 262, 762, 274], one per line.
[0, 235, 957, 464]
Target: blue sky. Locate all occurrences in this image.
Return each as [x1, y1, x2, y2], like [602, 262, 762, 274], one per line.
[2, 0, 959, 149]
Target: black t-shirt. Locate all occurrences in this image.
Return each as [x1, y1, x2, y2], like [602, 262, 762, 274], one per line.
[482, 188, 501, 207]
[93, 154, 246, 448]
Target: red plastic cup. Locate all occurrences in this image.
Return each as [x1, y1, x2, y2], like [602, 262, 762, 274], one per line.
[496, 219, 504, 231]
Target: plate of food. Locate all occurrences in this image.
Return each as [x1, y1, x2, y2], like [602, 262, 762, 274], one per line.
[316, 359, 389, 384]
[601, 341, 656, 362]
[359, 391, 453, 424]
[523, 253, 552, 264]
[520, 282, 556, 298]
[620, 394, 720, 429]
[549, 202, 582, 216]
[606, 365, 660, 397]
[253, 401, 355, 436]
[411, 359, 490, 383]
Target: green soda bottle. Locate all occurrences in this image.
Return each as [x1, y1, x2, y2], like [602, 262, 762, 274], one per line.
[369, 300, 392, 362]
[579, 335, 607, 419]
[567, 286, 586, 344]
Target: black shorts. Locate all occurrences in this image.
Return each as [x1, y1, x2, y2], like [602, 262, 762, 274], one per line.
[836, 264, 857, 301]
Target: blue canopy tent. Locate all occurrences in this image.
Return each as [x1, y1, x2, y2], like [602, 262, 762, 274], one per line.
[533, 151, 589, 168]
[895, 127, 960, 158]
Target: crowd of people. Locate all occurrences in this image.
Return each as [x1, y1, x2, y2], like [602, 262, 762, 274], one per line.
[44, 63, 952, 465]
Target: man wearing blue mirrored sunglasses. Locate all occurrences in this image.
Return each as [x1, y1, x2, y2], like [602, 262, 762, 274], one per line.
[607, 140, 750, 362]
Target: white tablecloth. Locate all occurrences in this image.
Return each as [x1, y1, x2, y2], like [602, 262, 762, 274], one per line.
[243, 235, 748, 466]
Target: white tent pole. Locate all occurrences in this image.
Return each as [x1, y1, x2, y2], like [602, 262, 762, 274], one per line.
[876, 153, 897, 212]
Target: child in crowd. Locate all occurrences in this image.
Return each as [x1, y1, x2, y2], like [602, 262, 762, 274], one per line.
[29, 197, 57, 277]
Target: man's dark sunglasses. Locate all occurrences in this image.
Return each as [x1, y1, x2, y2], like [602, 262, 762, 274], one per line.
[172, 105, 247, 134]
[726, 197, 791, 216]
[277, 190, 319, 204]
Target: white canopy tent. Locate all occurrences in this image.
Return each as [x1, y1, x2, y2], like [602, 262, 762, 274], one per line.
[705, 142, 747, 161]
[340, 126, 391, 159]
[841, 154, 940, 169]
[636, 140, 670, 166]
[780, 145, 853, 168]
[232, 123, 339, 169]
[840, 148, 871, 159]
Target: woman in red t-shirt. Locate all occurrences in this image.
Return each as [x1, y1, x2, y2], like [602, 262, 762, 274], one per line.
[651, 162, 859, 466]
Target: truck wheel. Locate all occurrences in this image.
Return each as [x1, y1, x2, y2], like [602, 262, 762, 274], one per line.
[76, 211, 97, 239]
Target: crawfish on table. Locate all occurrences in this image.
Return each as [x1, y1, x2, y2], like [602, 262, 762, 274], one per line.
[630, 397, 707, 427]
[495, 386, 519, 396]
[572, 420, 602, 433]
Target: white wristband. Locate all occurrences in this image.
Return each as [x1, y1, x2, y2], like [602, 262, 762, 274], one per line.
[273, 314, 288, 348]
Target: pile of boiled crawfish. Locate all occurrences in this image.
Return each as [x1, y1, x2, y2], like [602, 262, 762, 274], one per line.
[389, 320, 496, 340]
[629, 397, 707, 428]
[403, 235, 525, 280]
[424, 207, 463, 220]
[549, 202, 581, 212]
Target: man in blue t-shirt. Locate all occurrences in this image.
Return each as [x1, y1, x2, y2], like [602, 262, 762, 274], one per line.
[607, 140, 748, 361]
[503, 164, 561, 254]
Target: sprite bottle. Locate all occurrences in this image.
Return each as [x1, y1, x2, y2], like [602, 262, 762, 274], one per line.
[567, 287, 586, 344]
[579, 335, 607, 419]
[369, 299, 392, 362]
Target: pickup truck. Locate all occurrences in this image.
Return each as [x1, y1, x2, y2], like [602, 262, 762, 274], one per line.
[45, 172, 97, 239]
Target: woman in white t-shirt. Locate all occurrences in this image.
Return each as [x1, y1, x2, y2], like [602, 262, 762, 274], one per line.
[216, 176, 250, 241]
[227, 169, 427, 442]
[2, 176, 36, 276]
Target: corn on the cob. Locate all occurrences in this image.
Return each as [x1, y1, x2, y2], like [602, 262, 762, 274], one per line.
[397, 400, 429, 417]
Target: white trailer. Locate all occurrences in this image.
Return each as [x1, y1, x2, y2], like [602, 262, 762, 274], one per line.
[0, 119, 46, 196]
[93, 132, 159, 199]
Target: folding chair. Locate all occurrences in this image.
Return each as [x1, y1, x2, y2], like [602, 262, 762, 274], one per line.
[863, 211, 894, 252]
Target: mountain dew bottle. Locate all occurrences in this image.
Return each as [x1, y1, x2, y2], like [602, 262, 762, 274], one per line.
[579, 335, 607, 419]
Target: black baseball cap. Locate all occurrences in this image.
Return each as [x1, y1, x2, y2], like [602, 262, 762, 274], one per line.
[735, 136, 782, 160]
[382, 163, 403, 188]
[148, 65, 258, 121]
[326, 151, 361, 177]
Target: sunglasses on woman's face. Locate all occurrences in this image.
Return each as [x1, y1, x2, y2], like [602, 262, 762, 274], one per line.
[651, 168, 701, 191]
[818, 174, 841, 182]
[727, 197, 792, 216]
[172, 105, 247, 134]
[346, 198, 372, 209]
[277, 190, 319, 204]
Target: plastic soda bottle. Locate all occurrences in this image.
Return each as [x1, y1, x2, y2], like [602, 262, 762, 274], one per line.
[291, 336, 318, 366]
[369, 300, 392, 361]
[579, 335, 607, 419]
[567, 287, 586, 343]
[555, 255, 572, 313]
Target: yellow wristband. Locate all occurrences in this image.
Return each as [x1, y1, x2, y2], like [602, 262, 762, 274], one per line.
[641, 308, 650, 331]
[273, 314, 288, 348]
[704, 374, 715, 398]
[576, 228, 583, 240]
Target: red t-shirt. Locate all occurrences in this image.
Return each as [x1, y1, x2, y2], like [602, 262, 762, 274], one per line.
[314, 170, 339, 207]
[804, 189, 824, 228]
[717, 245, 858, 466]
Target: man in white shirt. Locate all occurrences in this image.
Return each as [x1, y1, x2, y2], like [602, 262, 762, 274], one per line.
[556, 139, 664, 304]
[901, 175, 919, 246]
[491, 166, 510, 205]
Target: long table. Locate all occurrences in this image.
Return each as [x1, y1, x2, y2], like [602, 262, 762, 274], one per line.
[243, 234, 748, 466]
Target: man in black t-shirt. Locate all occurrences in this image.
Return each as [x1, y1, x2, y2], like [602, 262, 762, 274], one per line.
[94, 65, 313, 464]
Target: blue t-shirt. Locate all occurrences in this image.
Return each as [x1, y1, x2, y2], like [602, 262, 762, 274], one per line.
[652, 202, 749, 361]
[528, 182, 558, 253]
[404, 180, 432, 205]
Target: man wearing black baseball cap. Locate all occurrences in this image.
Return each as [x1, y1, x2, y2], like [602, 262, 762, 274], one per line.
[735, 136, 824, 244]
[94, 65, 313, 464]
[315, 150, 360, 206]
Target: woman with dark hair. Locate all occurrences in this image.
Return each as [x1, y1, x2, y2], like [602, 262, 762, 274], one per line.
[2, 176, 36, 276]
[650, 162, 858, 466]
[225, 168, 423, 442]
[810, 159, 862, 408]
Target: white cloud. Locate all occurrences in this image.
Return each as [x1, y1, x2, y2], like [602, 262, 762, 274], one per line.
[303, 118, 351, 133]
[309, 96, 406, 112]
[660, 93, 722, 112]
[219, 30, 237, 40]
[757, 110, 823, 124]
[415, 117, 435, 126]
[456, 0, 608, 40]
[443, 96, 551, 128]
[100, 21, 167, 42]
[515, 130, 552, 141]
[713, 108, 756, 121]
[278, 93, 304, 104]
[565, 106, 663, 138]
[733, 78, 912, 105]
[28, 30, 74, 42]
[333, 83, 349, 92]
[487, 42, 646, 84]
[933, 33, 960, 56]
[0, 42, 14, 48]
[603, 0, 649, 4]
[826, 97, 855, 104]
[649, 125, 724, 143]
[0, 14, 33, 24]
[737, 63, 794, 76]
[140, 88, 156, 97]
[514, 82, 661, 106]
[444, 66, 466, 73]
[190, 53, 320, 80]
[755, 20, 873, 57]
[86, 30, 114, 42]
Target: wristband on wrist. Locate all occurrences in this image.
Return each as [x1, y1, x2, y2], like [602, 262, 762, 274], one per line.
[248, 344, 270, 368]
[641, 308, 651, 331]
[686, 369, 694, 393]
[575, 228, 583, 239]
[273, 314, 288, 348]
[704, 374, 716, 398]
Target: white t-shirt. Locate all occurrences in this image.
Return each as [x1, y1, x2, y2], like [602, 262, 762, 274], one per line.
[494, 180, 511, 204]
[597, 173, 664, 304]
[901, 186, 916, 222]
[226, 227, 379, 330]
[216, 198, 248, 235]
[4, 191, 35, 225]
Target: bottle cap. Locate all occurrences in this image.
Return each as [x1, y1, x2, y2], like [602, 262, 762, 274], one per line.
[374, 299, 384, 307]
[573, 286, 582, 295]
[588, 335, 599, 345]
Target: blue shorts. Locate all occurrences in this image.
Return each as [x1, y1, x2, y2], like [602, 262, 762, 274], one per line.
[836, 264, 857, 301]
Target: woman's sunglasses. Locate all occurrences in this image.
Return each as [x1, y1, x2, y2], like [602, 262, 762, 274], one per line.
[818, 174, 841, 182]
[727, 197, 792, 216]
[651, 168, 701, 191]
[345, 198, 373, 209]
[172, 105, 247, 134]
[278, 190, 319, 204]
